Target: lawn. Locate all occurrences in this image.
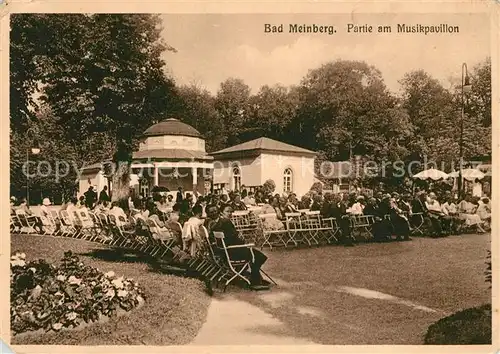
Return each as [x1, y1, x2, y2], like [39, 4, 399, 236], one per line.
[10, 234, 211, 345]
[230, 233, 491, 344]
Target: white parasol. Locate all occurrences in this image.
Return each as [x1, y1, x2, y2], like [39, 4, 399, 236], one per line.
[449, 168, 485, 181]
[412, 168, 449, 180]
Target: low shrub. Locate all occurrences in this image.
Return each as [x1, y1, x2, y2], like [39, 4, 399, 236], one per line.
[10, 251, 145, 335]
[424, 304, 491, 345]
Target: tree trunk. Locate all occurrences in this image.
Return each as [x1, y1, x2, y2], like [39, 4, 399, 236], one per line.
[111, 161, 131, 210]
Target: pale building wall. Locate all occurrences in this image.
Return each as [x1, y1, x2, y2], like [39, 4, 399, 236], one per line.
[138, 135, 206, 153]
[213, 157, 262, 189]
[259, 153, 315, 197]
[80, 172, 143, 199]
[79, 170, 106, 198]
[213, 153, 315, 197]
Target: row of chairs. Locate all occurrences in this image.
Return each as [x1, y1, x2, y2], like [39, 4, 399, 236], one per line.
[230, 210, 426, 250]
[11, 209, 252, 291]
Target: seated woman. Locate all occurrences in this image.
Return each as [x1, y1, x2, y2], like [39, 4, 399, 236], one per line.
[285, 195, 299, 213]
[476, 197, 491, 231]
[165, 204, 183, 245]
[349, 196, 365, 215]
[108, 202, 130, 227]
[182, 205, 206, 257]
[18, 198, 44, 233]
[441, 196, 462, 234]
[425, 192, 450, 237]
[458, 194, 485, 233]
[259, 200, 285, 230]
[10, 197, 18, 216]
[389, 196, 411, 241]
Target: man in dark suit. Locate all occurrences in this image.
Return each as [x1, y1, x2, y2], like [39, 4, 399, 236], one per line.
[337, 194, 355, 246]
[84, 186, 97, 209]
[176, 187, 184, 203]
[411, 192, 439, 235]
[231, 193, 248, 211]
[206, 204, 269, 290]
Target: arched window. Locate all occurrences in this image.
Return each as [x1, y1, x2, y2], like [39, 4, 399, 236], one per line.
[232, 166, 241, 191]
[283, 168, 293, 193]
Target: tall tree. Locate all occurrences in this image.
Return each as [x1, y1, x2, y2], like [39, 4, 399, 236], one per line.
[214, 78, 252, 146]
[10, 14, 49, 133]
[245, 84, 299, 142]
[176, 84, 226, 152]
[400, 66, 491, 170]
[291, 60, 413, 162]
[467, 58, 491, 127]
[32, 14, 178, 206]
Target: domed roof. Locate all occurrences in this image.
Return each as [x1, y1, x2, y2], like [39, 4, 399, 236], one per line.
[143, 118, 202, 138]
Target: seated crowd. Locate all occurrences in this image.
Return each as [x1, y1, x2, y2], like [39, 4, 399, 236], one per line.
[11, 184, 491, 287]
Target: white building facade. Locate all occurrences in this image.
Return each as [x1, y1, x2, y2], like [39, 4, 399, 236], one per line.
[210, 137, 316, 197]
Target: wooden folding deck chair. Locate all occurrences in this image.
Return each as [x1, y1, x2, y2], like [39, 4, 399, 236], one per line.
[231, 210, 261, 245]
[11, 214, 23, 234]
[350, 215, 375, 241]
[212, 231, 277, 291]
[301, 211, 326, 246]
[144, 218, 180, 261]
[409, 212, 425, 236]
[257, 213, 289, 250]
[15, 209, 38, 234]
[320, 217, 340, 244]
[191, 226, 231, 285]
[285, 212, 307, 247]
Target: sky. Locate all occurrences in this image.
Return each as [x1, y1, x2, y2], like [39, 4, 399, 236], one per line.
[159, 13, 490, 95]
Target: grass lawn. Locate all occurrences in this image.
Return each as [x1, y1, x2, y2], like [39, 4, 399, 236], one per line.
[11, 234, 211, 345]
[230, 233, 491, 344]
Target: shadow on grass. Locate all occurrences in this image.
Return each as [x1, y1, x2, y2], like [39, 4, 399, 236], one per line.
[78, 248, 155, 264]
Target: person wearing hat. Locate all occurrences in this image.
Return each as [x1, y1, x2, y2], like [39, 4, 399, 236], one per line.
[40, 198, 52, 217]
[18, 198, 44, 234]
[476, 197, 491, 231]
[84, 186, 97, 209]
[41, 198, 61, 233]
[231, 193, 248, 211]
[349, 195, 365, 215]
[389, 194, 411, 241]
[425, 192, 447, 237]
[10, 196, 17, 216]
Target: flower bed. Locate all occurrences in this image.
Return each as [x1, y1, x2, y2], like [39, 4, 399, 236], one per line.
[11, 251, 145, 335]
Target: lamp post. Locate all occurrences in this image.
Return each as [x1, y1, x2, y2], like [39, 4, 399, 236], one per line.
[458, 63, 472, 200]
[25, 128, 41, 205]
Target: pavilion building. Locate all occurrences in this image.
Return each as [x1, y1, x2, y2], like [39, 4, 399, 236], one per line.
[78, 118, 214, 198]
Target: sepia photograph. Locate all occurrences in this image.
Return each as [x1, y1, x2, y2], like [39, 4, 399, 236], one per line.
[6, 8, 496, 350]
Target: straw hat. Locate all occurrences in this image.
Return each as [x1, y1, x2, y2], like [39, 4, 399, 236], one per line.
[42, 198, 52, 206]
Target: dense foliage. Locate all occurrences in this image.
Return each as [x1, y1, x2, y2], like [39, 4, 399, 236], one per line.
[10, 14, 178, 203]
[10, 251, 145, 335]
[10, 14, 491, 202]
[424, 304, 491, 345]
